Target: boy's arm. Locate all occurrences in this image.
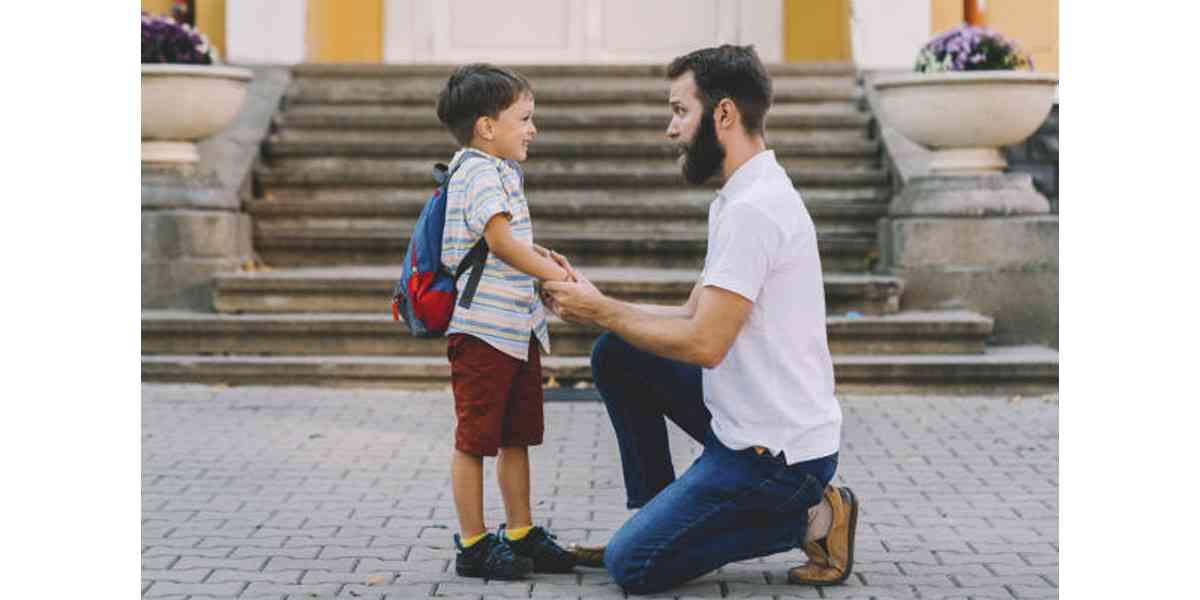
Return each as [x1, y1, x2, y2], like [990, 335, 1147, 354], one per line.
[483, 214, 570, 282]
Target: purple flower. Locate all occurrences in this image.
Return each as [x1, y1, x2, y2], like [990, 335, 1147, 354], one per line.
[141, 11, 213, 65]
[914, 23, 1033, 72]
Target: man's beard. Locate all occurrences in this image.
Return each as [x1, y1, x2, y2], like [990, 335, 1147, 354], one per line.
[678, 106, 726, 185]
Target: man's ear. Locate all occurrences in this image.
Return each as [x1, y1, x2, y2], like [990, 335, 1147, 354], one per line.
[474, 115, 494, 141]
[715, 98, 738, 130]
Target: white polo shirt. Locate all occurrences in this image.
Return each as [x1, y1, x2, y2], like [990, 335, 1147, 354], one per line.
[701, 150, 842, 464]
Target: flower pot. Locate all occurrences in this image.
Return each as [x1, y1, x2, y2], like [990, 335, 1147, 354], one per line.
[873, 71, 1057, 175]
[141, 64, 253, 164]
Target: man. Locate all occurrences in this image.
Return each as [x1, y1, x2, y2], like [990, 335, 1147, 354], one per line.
[541, 45, 860, 595]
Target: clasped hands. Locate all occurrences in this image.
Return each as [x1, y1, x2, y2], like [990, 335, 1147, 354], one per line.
[531, 245, 607, 326]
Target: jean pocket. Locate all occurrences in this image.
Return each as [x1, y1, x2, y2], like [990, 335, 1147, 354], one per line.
[753, 468, 824, 515]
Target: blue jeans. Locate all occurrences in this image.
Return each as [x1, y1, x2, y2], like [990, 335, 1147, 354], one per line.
[591, 332, 838, 595]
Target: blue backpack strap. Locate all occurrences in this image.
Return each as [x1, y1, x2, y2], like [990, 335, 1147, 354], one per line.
[441, 150, 497, 310]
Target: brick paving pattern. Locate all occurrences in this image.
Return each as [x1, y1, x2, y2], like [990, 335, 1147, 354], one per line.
[142, 385, 1058, 599]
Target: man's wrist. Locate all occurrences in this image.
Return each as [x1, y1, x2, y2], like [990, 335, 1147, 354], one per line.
[593, 295, 625, 331]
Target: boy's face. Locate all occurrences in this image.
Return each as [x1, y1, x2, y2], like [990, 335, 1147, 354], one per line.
[482, 92, 537, 161]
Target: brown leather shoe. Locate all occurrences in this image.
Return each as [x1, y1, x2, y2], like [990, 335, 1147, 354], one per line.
[788, 485, 858, 586]
[566, 543, 606, 568]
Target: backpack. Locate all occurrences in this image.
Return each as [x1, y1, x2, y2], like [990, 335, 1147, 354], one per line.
[391, 153, 492, 338]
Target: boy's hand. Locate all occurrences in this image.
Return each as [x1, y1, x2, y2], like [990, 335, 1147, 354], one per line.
[533, 245, 576, 282]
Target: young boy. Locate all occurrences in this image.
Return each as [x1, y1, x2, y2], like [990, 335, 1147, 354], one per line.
[435, 63, 577, 580]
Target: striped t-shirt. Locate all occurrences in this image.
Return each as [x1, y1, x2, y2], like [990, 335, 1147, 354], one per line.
[441, 148, 550, 361]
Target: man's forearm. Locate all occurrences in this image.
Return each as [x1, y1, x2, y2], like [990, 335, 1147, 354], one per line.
[594, 297, 711, 367]
[626, 302, 692, 318]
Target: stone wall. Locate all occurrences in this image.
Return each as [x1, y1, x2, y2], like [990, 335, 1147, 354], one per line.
[1005, 104, 1058, 213]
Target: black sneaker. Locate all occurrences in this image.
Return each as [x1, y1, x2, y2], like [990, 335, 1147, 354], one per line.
[454, 532, 534, 580]
[499, 524, 577, 573]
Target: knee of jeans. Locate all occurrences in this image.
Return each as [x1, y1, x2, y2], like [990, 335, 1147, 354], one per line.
[604, 540, 645, 593]
[590, 332, 628, 383]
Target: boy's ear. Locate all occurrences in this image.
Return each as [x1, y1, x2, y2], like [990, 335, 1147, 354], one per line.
[474, 115, 494, 141]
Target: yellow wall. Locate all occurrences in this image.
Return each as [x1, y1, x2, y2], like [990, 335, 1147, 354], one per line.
[141, 0, 173, 18]
[195, 0, 227, 60]
[987, 1, 1058, 74]
[783, 0, 852, 62]
[929, 0, 1058, 73]
[306, 0, 384, 63]
[931, 0, 962, 34]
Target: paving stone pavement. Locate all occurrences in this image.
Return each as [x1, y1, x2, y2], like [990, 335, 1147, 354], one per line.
[142, 384, 1058, 600]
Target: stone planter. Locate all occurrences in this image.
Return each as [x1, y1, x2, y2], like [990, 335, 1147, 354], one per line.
[141, 64, 253, 164]
[873, 71, 1057, 175]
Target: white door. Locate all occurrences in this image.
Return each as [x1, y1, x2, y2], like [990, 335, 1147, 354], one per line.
[384, 0, 781, 64]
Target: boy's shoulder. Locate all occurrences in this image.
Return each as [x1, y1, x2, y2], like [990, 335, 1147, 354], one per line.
[450, 151, 523, 192]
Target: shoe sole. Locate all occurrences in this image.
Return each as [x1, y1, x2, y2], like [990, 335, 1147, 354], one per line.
[456, 557, 534, 580]
[825, 486, 858, 586]
[787, 486, 859, 586]
[567, 545, 605, 568]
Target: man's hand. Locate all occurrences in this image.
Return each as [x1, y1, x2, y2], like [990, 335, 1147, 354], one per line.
[543, 274, 608, 326]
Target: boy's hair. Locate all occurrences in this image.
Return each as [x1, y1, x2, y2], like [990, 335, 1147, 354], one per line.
[666, 44, 773, 136]
[436, 63, 533, 146]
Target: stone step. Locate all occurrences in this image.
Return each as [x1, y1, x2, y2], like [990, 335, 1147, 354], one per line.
[248, 188, 889, 221]
[286, 76, 863, 105]
[274, 103, 871, 131]
[140, 345, 1058, 396]
[212, 266, 903, 316]
[255, 158, 887, 188]
[249, 222, 878, 270]
[265, 129, 881, 160]
[289, 63, 858, 78]
[141, 310, 992, 357]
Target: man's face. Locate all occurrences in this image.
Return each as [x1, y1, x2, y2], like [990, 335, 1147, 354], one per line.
[488, 92, 537, 161]
[667, 72, 725, 185]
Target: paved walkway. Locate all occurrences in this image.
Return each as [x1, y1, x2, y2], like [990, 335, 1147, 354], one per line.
[142, 385, 1058, 600]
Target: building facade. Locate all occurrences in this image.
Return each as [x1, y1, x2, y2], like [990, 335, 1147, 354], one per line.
[142, 0, 1057, 72]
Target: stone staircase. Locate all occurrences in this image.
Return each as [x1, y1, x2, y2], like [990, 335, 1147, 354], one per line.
[141, 63, 1058, 395]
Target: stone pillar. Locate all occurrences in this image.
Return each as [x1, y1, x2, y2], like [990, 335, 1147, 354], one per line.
[879, 173, 1058, 347]
[142, 166, 253, 310]
[142, 67, 290, 311]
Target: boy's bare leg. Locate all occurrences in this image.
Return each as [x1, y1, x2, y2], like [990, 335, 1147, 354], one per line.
[452, 449, 487, 539]
[497, 446, 533, 529]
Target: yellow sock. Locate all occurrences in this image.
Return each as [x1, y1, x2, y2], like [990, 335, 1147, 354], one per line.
[461, 531, 488, 548]
[505, 525, 533, 541]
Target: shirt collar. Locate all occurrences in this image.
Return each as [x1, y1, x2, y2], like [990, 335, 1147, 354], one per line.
[453, 146, 505, 169]
[717, 149, 777, 202]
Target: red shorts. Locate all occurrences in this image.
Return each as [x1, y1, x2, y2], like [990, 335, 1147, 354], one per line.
[447, 333, 544, 457]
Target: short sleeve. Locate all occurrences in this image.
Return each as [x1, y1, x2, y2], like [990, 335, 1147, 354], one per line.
[462, 161, 513, 236]
[701, 203, 781, 303]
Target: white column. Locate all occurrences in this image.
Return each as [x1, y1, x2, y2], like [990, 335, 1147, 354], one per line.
[849, 0, 930, 70]
[226, 0, 308, 65]
[737, 0, 782, 63]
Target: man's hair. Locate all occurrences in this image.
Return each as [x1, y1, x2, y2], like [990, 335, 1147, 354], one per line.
[436, 63, 532, 146]
[667, 44, 773, 136]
